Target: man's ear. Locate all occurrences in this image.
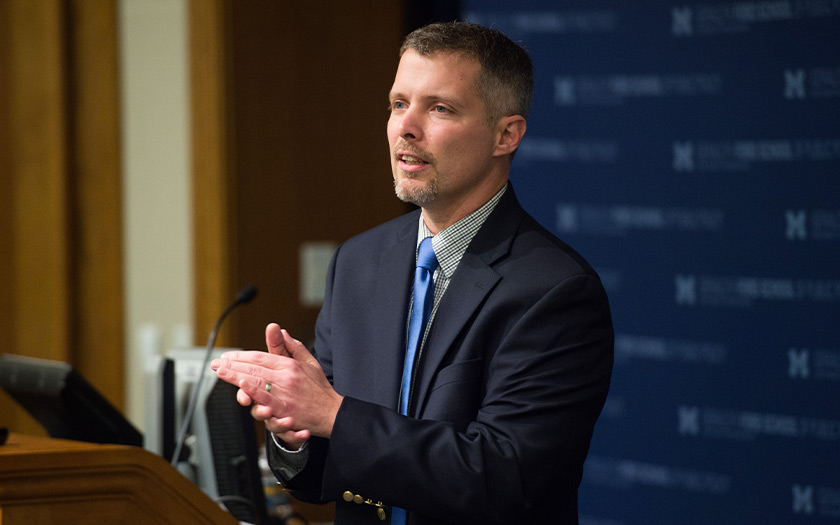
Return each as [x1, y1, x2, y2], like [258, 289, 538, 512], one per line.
[492, 115, 527, 158]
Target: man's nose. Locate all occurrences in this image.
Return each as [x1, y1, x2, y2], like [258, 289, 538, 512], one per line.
[398, 106, 423, 141]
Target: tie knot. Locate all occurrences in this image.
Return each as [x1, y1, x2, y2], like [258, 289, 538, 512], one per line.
[417, 237, 438, 271]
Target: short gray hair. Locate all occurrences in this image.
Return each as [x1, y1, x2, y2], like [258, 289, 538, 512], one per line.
[400, 22, 533, 124]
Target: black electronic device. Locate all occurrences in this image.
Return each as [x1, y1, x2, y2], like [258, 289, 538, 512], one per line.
[0, 353, 143, 447]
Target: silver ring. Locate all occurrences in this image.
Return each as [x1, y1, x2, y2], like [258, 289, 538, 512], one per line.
[265, 381, 272, 393]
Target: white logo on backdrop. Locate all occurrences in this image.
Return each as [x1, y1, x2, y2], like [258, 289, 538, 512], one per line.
[678, 406, 701, 435]
[792, 484, 815, 515]
[671, 138, 840, 172]
[673, 142, 695, 172]
[556, 205, 579, 234]
[675, 274, 698, 305]
[554, 78, 577, 106]
[785, 69, 807, 99]
[786, 210, 808, 240]
[788, 348, 811, 379]
[672, 7, 694, 36]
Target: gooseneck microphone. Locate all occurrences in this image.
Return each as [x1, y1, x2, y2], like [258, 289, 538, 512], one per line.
[170, 285, 258, 466]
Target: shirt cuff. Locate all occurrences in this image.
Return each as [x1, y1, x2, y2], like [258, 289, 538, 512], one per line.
[270, 433, 310, 479]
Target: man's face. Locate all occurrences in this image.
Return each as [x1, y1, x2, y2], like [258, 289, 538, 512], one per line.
[387, 50, 500, 213]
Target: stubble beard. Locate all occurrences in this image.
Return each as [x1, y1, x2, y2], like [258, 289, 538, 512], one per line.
[394, 172, 438, 207]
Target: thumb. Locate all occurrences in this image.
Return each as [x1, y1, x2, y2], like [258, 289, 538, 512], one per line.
[265, 323, 291, 357]
[281, 329, 317, 365]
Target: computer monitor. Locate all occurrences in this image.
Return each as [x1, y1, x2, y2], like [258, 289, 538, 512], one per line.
[0, 350, 266, 523]
[0, 353, 143, 447]
[145, 348, 267, 524]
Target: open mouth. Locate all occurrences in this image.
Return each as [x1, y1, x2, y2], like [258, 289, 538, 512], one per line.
[398, 154, 429, 165]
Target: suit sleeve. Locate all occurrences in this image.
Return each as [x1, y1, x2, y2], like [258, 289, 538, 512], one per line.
[267, 245, 341, 502]
[320, 273, 613, 524]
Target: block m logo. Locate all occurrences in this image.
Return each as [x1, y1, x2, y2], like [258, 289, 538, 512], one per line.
[672, 7, 694, 36]
[678, 406, 700, 435]
[792, 484, 814, 515]
[784, 69, 806, 100]
[785, 210, 807, 241]
[675, 274, 697, 305]
[787, 348, 810, 379]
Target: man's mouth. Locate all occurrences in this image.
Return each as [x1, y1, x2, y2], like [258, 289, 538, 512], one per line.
[398, 154, 428, 165]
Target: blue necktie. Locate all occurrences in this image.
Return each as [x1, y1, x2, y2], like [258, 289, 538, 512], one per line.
[393, 237, 437, 525]
[400, 236, 438, 414]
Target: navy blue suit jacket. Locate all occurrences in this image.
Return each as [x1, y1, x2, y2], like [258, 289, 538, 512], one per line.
[270, 186, 614, 524]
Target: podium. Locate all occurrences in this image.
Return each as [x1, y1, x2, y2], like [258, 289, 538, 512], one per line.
[0, 433, 237, 524]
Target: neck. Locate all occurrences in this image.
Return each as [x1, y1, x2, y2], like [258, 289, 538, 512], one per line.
[421, 176, 507, 234]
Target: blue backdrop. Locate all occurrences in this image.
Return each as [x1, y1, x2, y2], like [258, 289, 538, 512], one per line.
[463, 1, 840, 523]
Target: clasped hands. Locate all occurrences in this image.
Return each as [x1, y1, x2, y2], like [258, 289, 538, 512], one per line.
[211, 323, 343, 449]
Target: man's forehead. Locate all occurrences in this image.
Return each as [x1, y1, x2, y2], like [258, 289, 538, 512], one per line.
[391, 50, 481, 91]
[399, 48, 479, 69]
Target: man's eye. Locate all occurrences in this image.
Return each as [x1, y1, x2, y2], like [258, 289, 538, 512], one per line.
[392, 101, 406, 110]
[434, 105, 448, 113]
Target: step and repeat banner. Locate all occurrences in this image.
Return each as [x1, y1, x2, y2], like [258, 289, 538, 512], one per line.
[464, 1, 840, 523]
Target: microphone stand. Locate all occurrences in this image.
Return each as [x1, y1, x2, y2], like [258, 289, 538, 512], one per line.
[170, 286, 257, 467]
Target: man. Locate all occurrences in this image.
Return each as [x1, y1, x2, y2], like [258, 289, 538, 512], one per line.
[212, 21, 613, 524]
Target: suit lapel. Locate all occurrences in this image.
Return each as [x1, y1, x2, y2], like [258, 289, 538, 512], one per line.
[370, 214, 418, 410]
[411, 189, 526, 416]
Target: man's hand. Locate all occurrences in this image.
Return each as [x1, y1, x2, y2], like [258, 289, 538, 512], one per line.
[211, 323, 343, 449]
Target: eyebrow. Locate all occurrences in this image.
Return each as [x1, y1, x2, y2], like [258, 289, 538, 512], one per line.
[388, 91, 466, 109]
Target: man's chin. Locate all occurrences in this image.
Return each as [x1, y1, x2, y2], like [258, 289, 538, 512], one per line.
[394, 178, 437, 207]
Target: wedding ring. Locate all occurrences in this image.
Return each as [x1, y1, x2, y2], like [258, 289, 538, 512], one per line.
[265, 381, 272, 393]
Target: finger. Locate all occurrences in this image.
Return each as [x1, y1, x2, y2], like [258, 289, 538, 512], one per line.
[215, 362, 248, 388]
[230, 372, 279, 410]
[215, 362, 275, 409]
[237, 388, 253, 407]
[264, 415, 295, 432]
[251, 402, 273, 421]
[215, 359, 293, 402]
[274, 429, 310, 450]
[270, 430, 310, 452]
[266, 418, 310, 449]
[251, 401, 292, 423]
[280, 329, 318, 366]
[266, 323, 291, 357]
[217, 349, 273, 365]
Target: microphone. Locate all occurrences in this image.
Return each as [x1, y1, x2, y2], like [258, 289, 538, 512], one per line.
[170, 285, 258, 466]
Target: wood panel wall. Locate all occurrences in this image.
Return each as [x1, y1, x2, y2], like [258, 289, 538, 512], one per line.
[189, 4, 412, 520]
[0, 0, 124, 435]
[190, 1, 411, 351]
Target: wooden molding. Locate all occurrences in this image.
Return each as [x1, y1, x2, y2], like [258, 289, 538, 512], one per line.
[66, 0, 125, 409]
[0, 434, 237, 524]
[189, 0, 237, 346]
[0, 0, 125, 430]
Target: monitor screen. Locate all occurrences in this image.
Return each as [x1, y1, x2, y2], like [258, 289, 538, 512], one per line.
[149, 348, 267, 524]
[0, 353, 143, 447]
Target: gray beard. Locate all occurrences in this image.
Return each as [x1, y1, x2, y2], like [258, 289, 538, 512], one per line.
[394, 177, 438, 207]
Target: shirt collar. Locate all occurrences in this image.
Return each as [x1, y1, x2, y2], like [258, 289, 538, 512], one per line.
[416, 184, 507, 279]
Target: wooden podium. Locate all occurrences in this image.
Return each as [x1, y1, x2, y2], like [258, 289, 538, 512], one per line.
[0, 433, 238, 524]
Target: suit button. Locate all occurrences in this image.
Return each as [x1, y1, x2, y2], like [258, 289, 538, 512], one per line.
[353, 494, 364, 504]
[342, 491, 354, 502]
